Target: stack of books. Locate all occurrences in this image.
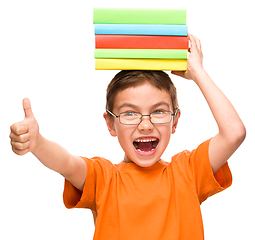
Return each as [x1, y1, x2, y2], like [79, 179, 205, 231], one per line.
[93, 8, 188, 71]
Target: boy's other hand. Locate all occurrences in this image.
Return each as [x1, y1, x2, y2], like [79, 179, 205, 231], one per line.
[10, 98, 40, 155]
[171, 34, 204, 80]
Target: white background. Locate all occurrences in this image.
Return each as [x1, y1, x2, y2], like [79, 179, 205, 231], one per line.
[0, 0, 254, 239]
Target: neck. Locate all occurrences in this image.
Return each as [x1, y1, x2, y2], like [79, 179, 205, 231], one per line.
[123, 155, 161, 164]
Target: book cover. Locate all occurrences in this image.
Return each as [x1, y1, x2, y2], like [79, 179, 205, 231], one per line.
[95, 59, 187, 70]
[94, 24, 188, 36]
[93, 8, 186, 25]
[95, 35, 189, 49]
[94, 49, 188, 59]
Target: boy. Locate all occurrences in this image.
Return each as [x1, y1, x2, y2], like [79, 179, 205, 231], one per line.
[10, 35, 246, 239]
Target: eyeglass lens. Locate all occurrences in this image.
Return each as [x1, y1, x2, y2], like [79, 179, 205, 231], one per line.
[119, 111, 172, 125]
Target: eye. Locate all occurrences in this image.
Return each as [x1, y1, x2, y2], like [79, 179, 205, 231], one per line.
[153, 110, 166, 115]
[123, 112, 138, 117]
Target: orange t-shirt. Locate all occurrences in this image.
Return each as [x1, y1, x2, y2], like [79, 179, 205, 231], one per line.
[63, 139, 232, 240]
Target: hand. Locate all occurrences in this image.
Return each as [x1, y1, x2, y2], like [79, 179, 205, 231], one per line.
[172, 34, 204, 80]
[10, 98, 40, 155]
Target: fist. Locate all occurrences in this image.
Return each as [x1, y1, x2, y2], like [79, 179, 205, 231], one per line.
[10, 98, 40, 155]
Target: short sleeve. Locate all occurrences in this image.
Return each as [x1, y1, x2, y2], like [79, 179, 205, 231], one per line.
[63, 157, 115, 210]
[172, 139, 232, 204]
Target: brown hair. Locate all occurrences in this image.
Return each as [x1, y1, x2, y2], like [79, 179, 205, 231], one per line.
[106, 70, 178, 114]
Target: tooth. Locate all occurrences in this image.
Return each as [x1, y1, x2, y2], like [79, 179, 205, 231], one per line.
[134, 138, 158, 143]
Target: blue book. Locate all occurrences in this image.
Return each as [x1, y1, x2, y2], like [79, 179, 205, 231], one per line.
[94, 24, 188, 36]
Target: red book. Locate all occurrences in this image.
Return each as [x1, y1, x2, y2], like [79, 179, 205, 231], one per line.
[95, 35, 189, 49]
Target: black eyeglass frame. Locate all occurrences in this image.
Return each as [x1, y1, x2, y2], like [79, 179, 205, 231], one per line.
[106, 107, 179, 125]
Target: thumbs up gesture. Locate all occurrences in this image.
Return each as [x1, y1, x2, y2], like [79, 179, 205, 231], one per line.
[10, 98, 40, 155]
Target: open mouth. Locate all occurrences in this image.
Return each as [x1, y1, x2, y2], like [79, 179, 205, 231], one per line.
[133, 137, 159, 153]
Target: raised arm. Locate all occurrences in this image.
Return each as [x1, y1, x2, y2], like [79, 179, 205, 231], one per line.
[10, 98, 87, 190]
[172, 34, 246, 173]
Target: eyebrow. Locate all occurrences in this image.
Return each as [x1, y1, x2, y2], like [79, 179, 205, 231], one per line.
[117, 102, 172, 112]
[152, 101, 172, 110]
[117, 103, 139, 112]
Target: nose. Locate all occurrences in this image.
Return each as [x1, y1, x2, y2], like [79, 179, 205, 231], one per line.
[137, 115, 154, 131]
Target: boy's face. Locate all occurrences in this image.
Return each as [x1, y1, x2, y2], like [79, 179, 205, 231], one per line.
[104, 82, 180, 167]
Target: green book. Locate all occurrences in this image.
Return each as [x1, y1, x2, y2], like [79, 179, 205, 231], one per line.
[93, 8, 186, 25]
[95, 49, 187, 60]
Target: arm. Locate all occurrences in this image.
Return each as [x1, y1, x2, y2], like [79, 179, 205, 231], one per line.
[172, 34, 246, 173]
[10, 98, 87, 190]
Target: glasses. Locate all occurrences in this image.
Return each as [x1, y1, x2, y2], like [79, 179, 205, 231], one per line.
[107, 107, 178, 125]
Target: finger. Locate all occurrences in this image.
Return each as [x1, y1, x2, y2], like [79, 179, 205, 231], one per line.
[194, 37, 202, 50]
[189, 34, 201, 51]
[23, 98, 34, 119]
[12, 146, 30, 156]
[188, 33, 193, 49]
[11, 140, 30, 151]
[188, 34, 196, 50]
[9, 131, 30, 143]
[10, 123, 29, 135]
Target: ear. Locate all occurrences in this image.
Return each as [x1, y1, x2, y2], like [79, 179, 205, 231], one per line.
[103, 112, 117, 137]
[172, 109, 181, 134]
